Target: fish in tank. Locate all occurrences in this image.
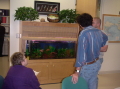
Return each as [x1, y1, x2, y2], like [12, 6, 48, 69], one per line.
[25, 40, 76, 59]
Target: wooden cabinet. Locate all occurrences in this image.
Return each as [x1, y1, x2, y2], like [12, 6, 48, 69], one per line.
[27, 62, 49, 82]
[76, 0, 98, 17]
[27, 59, 75, 84]
[19, 22, 79, 84]
[50, 61, 75, 80]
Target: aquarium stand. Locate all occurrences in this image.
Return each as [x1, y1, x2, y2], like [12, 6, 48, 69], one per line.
[19, 21, 80, 84]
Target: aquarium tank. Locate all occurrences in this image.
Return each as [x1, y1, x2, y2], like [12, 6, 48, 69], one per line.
[25, 40, 76, 59]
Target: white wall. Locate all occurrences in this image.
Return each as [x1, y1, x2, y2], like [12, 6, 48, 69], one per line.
[10, 0, 75, 57]
[100, 0, 120, 72]
[10, 0, 34, 60]
[0, 0, 10, 9]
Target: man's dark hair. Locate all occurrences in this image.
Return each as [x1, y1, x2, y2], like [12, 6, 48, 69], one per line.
[76, 13, 93, 27]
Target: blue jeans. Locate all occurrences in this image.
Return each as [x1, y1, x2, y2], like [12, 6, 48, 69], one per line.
[79, 60, 101, 89]
[99, 58, 103, 64]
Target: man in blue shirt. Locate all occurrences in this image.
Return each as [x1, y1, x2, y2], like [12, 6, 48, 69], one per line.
[72, 13, 108, 89]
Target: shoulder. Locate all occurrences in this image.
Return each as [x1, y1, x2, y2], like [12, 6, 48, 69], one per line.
[100, 30, 108, 38]
[23, 66, 34, 73]
[101, 30, 108, 35]
[22, 66, 35, 77]
[80, 26, 99, 36]
[13, 65, 34, 74]
[101, 30, 105, 33]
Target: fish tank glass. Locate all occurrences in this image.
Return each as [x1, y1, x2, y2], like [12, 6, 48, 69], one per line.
[25, 40, 76, 59]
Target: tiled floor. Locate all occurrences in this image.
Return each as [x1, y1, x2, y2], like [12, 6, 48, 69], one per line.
[40, 73, 120, 89]
[98, 73, 120, 89]
[0, 56, 120, 89]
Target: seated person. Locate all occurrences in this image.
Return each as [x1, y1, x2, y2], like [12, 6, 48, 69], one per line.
[2, 52, 42, 89]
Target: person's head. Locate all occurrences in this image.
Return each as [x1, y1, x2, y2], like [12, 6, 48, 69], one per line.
[76, 13, 93, 28]
[92, 17, 101, 29]
[11, 52, 28, 66]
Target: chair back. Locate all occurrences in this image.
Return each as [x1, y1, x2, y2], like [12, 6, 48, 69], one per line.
[0, 75, 4, 89]
[62, 76, 88, 89]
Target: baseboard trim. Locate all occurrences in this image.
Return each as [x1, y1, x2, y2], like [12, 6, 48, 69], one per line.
[99, 70, 120, 74]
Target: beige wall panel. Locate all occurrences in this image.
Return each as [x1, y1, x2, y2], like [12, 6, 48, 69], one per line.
[76, 0, 97, 17]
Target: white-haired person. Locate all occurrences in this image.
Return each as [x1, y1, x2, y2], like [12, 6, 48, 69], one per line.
[2, 52, 42, 89]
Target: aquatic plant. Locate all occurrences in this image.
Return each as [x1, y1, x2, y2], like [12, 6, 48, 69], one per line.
[30, 48, 42, 59]
[26, 41, 76, 59]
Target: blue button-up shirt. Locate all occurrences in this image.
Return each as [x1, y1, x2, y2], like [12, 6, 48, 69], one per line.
[75, 26, 108, 67]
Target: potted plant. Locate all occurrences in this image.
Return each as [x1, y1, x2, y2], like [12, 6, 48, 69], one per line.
[14, 6, 39, 21]
[57, 9, 80, 23]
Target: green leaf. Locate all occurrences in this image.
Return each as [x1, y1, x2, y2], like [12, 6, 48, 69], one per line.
[14, 6, 39, 21]
[57, 9, 80, 23]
